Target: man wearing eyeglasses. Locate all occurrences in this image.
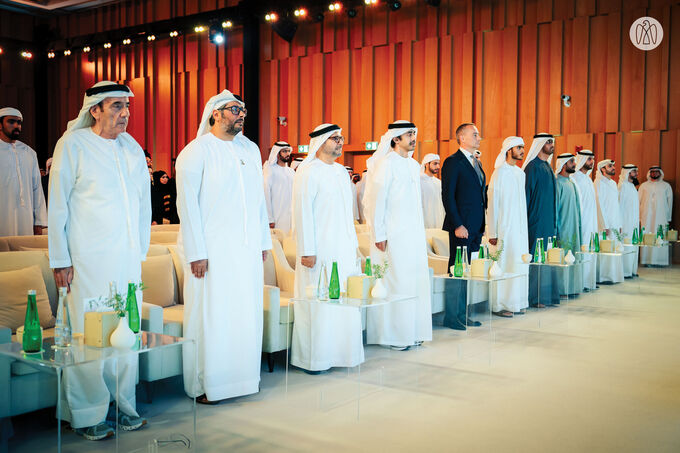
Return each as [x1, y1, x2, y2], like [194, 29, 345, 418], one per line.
[522, 133, 560, 307]
[175, 90, 271, 404]
[290, 124, 363, 372]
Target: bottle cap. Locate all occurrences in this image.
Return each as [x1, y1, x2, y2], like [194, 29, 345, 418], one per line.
[27, 289, 36, 295]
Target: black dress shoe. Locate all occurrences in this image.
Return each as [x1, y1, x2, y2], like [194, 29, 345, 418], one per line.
[445, 322, 466, 331]
[466, 318, 482, 327]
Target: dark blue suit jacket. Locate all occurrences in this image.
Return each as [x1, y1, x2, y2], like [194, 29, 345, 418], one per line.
[441, 150, 487, 237]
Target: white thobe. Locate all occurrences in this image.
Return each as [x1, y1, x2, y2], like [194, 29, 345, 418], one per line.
[619, 181, 640, 275]
[639, 179, 673, 265]
[486, 163, 529, 313]
[571, 171, 598, 290]
[263, 164, 294, 233]
[49, 128, 150, 428]
[356, 177, 367, 223]
[365, 152, 432, 346]
[291, 159, 362, 371]
[420, 174, 445, 229]
[350, 181, 360, 221]
[595, 176, 622, 232]
[0, 140, 47, 236]
[176, 132, 271, 401]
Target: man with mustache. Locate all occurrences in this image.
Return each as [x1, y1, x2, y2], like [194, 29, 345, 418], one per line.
[363, 121, 432, 349]
[420, 153, 445, 229]
[639, 166, 673, 266]
[290, 124, 363, 372]
[618, 164, 640, 276]
[48, 81, 150, 440]
[263, 141, 294, 233]
[555, 153, 584, 296]
[0, 107, 47, 236]
[570, 149, 598, 291]
[176, 90, 271, 404]
[523, 133, 560, 307]
[486, 137, 529, 318]
[594, 159, 622, 238]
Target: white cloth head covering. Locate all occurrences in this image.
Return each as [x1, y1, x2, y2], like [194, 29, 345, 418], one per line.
[618, 164, 637, 187]
[265, 141, 291, 167]
[420, 153, 440, 173]
[65, 81, 134, 134]
[345, 166, 353, 172]
[0, 107, 22, 120]
[366, 120, 418, 175]
[291, 157, 304, 170]
[646, 165, 664, 181]
[521, 133, 554, 170]
[596, 159, 614, 181]
[297, 123, 342, 171]
[494, 136, 524, 169]
[554, 153, 575, 175]
[574, 149, 595, 176]
[196, 89, 244, 138]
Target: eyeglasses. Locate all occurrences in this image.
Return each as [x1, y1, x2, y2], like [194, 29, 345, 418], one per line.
[218, 105, 247, 117]
[328, 135, 345, 144]
[546, 139, 554, 144]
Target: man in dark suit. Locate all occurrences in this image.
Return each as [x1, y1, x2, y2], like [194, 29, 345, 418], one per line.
[440, 122, 486, 330]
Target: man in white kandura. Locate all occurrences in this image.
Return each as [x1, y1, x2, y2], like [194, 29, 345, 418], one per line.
[618, 164, 640, 276]
[291, 123, 362, 372]
[0, 107, 47, 236]
[594, 159, 622, 237]
[639, 166, 673, 266]
[570, 149, 598, 291]
[356, 169, 368, 223]
[263, 141, 294, 234]
[420, 153, 445, 229]
[486, 137, 529, 318]
[176, 90, 271, 404]
[363, 120, 432, 349]
[345, 165, 360, 222]
[594, 159, 624, 283]
[49, 81, 150, 440]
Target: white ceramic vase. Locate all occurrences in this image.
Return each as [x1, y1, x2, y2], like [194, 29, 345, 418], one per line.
[565, 250, 576, 265]
[488, 261, 500, 278]
[371, 278, 388, 299]
[110, 315, 135, 349]
[521, 253, 532, 263]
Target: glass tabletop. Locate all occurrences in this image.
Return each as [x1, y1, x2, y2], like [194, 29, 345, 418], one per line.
[290, 294, 414, 308]
[0, 331, 189, 370]
[443, 272, 524, 282]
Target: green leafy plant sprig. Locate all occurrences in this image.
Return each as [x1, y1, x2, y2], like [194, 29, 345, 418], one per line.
[488, 240, 504, 262]
[371, 262, 389, 279]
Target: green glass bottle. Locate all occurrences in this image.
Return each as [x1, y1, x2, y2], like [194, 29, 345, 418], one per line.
[602, 230, 606, 240]
[534, 238, 541, 263]
[657, 224, 664, 239]
[594, 232, 600, 252]
[328, 262, 340, 300]
[539, 238, 546, 263]
[22, 290, 42, 353]
[478, 245, 485, 259]
[126, 281, 141, 333]
[364, 257, 372, 276]
[588, 233, 594, 252]
[632, 227, 638, 245]
[454, 247, 463, 277]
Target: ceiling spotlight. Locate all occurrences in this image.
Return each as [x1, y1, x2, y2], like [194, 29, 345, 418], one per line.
[209, 25, 225, 45]
[147, 35, 156, 41]
[63, 49, 71, 56]
[169, 31, 179, 37]
[347, 8, 358, 17]
[294, 8, 307, 17]
[329, 3, 342, 11]
[194, 25, 206, 32]
[21, 51, 33, 59]
[364, 0, 377, 4]
[122, 38, 131, 45]
[388, 1, 401, 11]
[222, 21, 232, 28]
[265, 12, 278, 22]
[0, 47, 3, 55]
[103, 42, 112, 48]
[83, 46, 91, 52]
[47, 51, 55, 58]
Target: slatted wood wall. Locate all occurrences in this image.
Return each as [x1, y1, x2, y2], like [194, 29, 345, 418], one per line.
[261, 0, 680, 226]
